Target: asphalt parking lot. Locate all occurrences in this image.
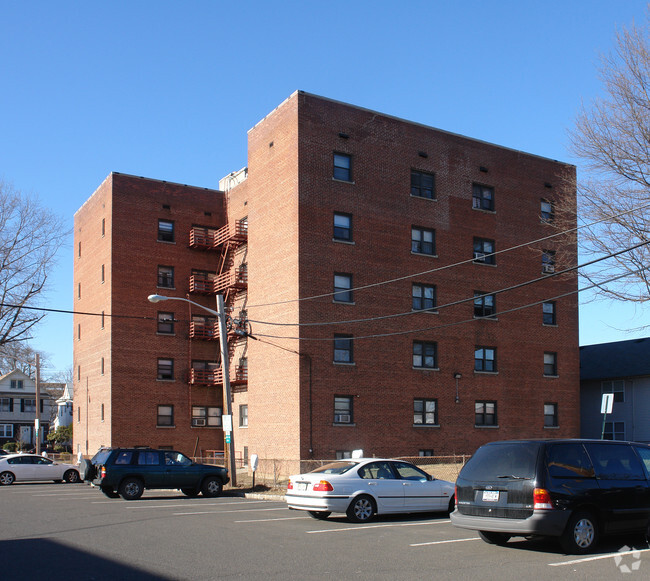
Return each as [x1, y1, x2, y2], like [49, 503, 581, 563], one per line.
[1, 482, 649, 580]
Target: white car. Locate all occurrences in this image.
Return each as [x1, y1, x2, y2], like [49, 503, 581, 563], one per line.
[0, 454, 80, 485]
[286, 458, 455, 522]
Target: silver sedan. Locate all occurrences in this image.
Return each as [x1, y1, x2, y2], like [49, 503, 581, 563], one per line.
[286, 458, 455, 522]
[0, 454, 80, 485]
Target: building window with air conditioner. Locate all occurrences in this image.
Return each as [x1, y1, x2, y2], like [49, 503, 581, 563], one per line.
[473, 238, 496, 265]
[542, 250, 556, 274]
[334, 396, 353, 425]
[192, 406, 222, 427]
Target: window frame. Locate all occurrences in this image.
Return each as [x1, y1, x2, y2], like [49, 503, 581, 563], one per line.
[412, 283, 437, 312]
[544, 352, 558, 376]
[333, 334, 354, 364]
[541, 199, 555, 223]
[602, 380, 625, 403]
[544, 402, 558, 427]
[413, 340, 437, 369]
[157, 265, 175, 288]
[411, 227, 436, 256]
[334, 396, 353, 424]
[542, 250, 556, 274]
[474, 346, 497, 373]
[472, 183, 495, 212]
[158, 219, 175, 242]
[413, 398, 438, 426]
[157, 405, 174, 427]
[157, 312, 175, 334]
[473, 238, 496, 265]
[0, 424, 13, 438]
[333, 152, 352, 182]
[191, 405, 222, 427]
[157, 358, 174, 381]
[411, 170, 436, 200]
[333, 212, 353, 242]
[474, 291, 496, 318]
[333, 273, 353, 303]
[475, 401, 497, 427]
[542, 301, 556, 325]
[239, 404, 248, 427]
[602, 421, 625, 441]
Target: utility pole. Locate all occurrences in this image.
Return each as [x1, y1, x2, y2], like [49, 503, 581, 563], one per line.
[216, 294, 237, 486]
[35, 353, 41, 455]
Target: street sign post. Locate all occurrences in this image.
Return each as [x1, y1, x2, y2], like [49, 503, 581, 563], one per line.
[600, 393, 615, 440]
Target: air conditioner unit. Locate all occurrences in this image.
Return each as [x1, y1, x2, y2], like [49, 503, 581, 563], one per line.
[335, 414, 351, 423]
[473, 252, 486, 261]
[472, 197, 482, 209]
[192, 418, 206, 427]
[542, 264, 555, 274]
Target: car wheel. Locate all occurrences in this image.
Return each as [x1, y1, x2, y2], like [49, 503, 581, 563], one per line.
[308, 511, 332, 520]
[560, 511, 599, 554]
[64, 469, 80, 483]
[181, 487, 200, 497]
[447, 496, 456, 515]
[346, 495, 376, 523]
[201, 477, 223, 498]
[0, 471, 15, 486]
[79, 459, 96, 481]
[119, 477, 144, 500]
[478, 531, 511, 545]
[101, 486, 120, 498]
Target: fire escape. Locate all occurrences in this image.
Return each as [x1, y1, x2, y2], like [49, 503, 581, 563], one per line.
[188, 218, 248, 390]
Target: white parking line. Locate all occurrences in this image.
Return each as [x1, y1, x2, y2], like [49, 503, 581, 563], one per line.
[307, 520, 451, 534]
[124, 500, 273, 509]
[235, 516, 310, 523]
[174, 507, 288, 516]
[548, 547, 650, 567]
[411, 537, 481, 547]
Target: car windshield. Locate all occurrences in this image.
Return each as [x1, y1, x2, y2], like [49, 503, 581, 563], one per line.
[310, 461, 359, 475]
[461, 443, 540, 480]
[91, 450, 113, 465]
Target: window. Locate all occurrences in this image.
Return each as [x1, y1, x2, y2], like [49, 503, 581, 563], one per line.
[0, 398, 12, 412]
[542, 250, 556, 274]
[157, 359, 174, 380]
[239, 405, 248, 427]
[474, 292, 496, 318]
[333, 212, 352, 241]
[157, 405, 174, 427]
[336, 450, 353, 459]
[10, 380, 23, 390]
[412, 283, 436, 311]
[602, 380, 625, 403]
[413, 341, 437, 369]
[157, 265, 174, 288]
[100, 358, 105, 375]
[419, 450, 434, 457]
[411, 170, 435, 199]
[414, 399, 438, 425]
[475, 401, 497, 426]
[475, 347, 497, 372]
[101, 264, 105, 283]
[0, 424, 13, 437]
[544, 403, 558, 427]
[22, 399, 36, 413]
[412, 227, 436, 255]
[158, 220, 174, 242]
[101, 403, 105, 422]
[192, 406, 222, 427]
[543, 302, 556, 325]
[333, 273, 353, 303]
[334, 334, 353, 363]
[101, 311, 105, 329]
[602, 422, 626, 441]
[157, 312, 175, 334]
[334, 396, 353, 424]
[472, 184, 495, 211]
[541, 199, 554, 222]
[473, 238, 495, 264]
[544, 352, 557, 376]
[78, 282, 81, 299]
[333, 153, 352, 181]
[101, 218, 105, 237]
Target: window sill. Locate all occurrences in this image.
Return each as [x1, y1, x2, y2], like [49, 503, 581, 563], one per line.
[473, 262, 497, 267]
[156, 378, 176, 382]
[413, 424, 440, 428]
[474, 371, 498, 375]
[412, 309, 438, 315]
[333, 300, 355, 306]
[333, 362, 356, 367]
[474, 425, 499, 429]
[544, 426, 560, 430]
[474, 316, 498, 321]
[333, 238, 355, 245]
[411, 252, 438, 258]
[542, 323, 558, 328]
[332, 178, 355, 185]
[410, 194, 437, 202]
[332, 422, 356, 427]
[157, 240, 176, 245]
[544, 374, 559, 379]
[472, 207, 496, 215]
[413, 367, 439, 372]
[157, 286, 176, 291]
[156, 333, 176, 337]
[156, 425, 176, 429]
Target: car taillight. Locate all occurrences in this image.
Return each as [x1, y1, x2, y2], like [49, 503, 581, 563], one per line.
[100, 466, 106, 478]
[454, 485, 458, 506]
[312, 480, 334, 492]
[533, 488, 554, 510]
[287, 480, 293, 490]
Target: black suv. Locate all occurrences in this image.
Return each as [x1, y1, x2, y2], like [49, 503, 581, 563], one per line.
[82, 448, 229, 500]
[451, 439, 650, 553]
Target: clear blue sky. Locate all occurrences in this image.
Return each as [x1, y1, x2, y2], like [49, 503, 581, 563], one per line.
[1, 1, 649, 377]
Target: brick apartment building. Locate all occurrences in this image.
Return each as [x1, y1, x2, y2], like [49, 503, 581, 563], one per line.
[73, 91, 579, 468]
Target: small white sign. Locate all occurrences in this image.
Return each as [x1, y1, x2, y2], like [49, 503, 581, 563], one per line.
[222, 414, 232, 433]
[601, 393, 614, 415]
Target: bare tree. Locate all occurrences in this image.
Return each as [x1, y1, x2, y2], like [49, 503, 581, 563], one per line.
[568, 16, 650, 303]
[0, 180, 67, 347]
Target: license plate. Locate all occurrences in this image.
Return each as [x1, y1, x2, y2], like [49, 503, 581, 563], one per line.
[296, 482, 308, 491]
[482, 490, 499, 502]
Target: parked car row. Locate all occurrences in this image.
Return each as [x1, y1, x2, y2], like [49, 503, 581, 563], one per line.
[0, 453, 80, 485]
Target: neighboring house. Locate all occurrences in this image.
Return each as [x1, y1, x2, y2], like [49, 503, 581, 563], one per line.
[73, 91, 579, 470]
[580, 337, 650, 443]
[53, 383, 74, 429]
[0, 369, 55, 449]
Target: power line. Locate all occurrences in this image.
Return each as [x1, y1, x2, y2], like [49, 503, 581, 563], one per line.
[252, 266, 648, 342]
[248, 239, 650, 327]
[246, 200, 650, 309]
[0, 303, 154, 320]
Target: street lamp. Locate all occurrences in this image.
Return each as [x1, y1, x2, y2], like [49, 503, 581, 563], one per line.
[147, 293, 237, 486]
